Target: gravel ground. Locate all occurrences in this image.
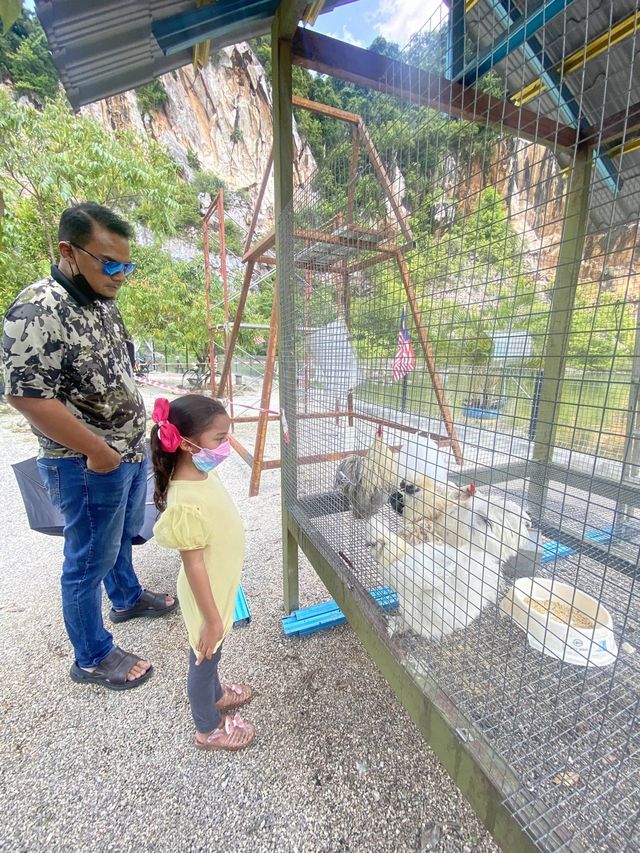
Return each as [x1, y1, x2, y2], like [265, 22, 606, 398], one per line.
[0, 390, 498, 853]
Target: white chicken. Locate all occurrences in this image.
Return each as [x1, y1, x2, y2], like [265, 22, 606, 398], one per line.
[365, 518, 502, 640]
[396, 478, 531, 565]
[391, 434, 531, 567]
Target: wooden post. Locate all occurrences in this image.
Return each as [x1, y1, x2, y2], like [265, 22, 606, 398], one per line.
[217, 259, 255, 396]
[527, 149, 593, 520]
[250, 292, 278, 497]
[202, 196, 217, 396]
[244, 148, 273, 255]
[217, 190, 234, 421]
[272, 2, 300, 613]
[394, 250, 463, 465]
[359, 120, 413, 245]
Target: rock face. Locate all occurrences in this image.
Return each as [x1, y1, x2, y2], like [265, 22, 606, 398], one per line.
[82, 43, 316, 230]
[442, 137, 639, 299]
[82, 44, 638, 299]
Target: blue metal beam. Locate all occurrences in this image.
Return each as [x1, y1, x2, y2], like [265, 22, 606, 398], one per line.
[446, 0, 466, 80]
[153, 0, 279, 55]
[458, 0, 574, 86]
[475, 0, 620, 194]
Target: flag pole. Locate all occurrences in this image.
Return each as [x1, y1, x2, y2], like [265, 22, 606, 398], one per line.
[401, 372, 408, 413]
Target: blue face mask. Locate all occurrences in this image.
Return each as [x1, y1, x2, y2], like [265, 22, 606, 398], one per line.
[188, 439, 231, 473]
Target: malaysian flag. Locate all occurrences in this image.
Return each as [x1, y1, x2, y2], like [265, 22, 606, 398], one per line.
[392, 308, 415, 382]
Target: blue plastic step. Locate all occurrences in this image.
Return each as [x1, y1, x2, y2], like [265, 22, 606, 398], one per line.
[585, 524, 614, 544]
[233, 585, 251, 626]
[541, 541, 575, 564]
[282, 586, 398, 637]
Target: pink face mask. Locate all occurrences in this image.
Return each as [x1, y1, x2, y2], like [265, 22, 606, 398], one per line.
[186, 439, 231, 473]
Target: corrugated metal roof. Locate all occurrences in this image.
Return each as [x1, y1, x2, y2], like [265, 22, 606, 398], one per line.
[463, 0, 640, 232]
[36, 1, 195, 107]
[35, 0, 354, 108]
[36, 1, 640, 233]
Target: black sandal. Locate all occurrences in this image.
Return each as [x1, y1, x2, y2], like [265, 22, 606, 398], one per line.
[109, 589, 178, 624]
[70, 646, 153, 691]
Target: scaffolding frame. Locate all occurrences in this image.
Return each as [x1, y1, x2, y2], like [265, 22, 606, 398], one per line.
[216, 94, 463, 495]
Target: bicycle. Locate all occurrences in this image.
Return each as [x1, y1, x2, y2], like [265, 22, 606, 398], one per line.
[182, 364, 211, 389]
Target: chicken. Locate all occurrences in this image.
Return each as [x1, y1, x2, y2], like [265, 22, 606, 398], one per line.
[432, 485, 532, 565]
[389, 433, 455, 529]
[365, 518, 502, 640]
[334, 430, 399, 520]
[394, 478, 532, 566]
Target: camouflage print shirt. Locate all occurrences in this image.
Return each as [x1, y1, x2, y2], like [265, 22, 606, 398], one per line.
[3, 270, 146, 462]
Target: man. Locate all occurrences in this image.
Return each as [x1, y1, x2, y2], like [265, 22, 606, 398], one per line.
[4, 202, 176, 690]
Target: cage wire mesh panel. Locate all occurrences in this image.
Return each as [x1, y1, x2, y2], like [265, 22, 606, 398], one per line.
[280, 2, 640, 850]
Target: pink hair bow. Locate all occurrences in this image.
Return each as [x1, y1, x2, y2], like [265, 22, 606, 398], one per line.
[152, 398, 182, 452]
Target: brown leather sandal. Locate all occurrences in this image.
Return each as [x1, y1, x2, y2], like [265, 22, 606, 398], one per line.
[216, 682, 254, 713]
[195, 714, 256, 752]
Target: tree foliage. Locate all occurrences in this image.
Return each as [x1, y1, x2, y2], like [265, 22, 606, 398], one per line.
[0, 8, 59, 101]
[135, 79, 169, 114]
[0, 91, 182, 310]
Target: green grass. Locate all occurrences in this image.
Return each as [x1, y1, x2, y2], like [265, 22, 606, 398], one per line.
[355, 366, 631, 461]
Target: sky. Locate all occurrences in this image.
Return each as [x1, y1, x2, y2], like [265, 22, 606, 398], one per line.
[21, 0, 447, 53]
[310, 0, 448, 51]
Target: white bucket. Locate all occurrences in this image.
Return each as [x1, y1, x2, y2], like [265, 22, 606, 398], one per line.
[500, 578, 618, 667]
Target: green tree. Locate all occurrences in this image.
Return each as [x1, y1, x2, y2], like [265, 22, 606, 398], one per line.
[0, 92, 183, 309]
[0, 8, 59, 101]
[135, 79, 169, 114]
[119, 246, 221, 360]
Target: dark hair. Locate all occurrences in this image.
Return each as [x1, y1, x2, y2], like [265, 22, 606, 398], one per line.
[58, 202, 134, 246]
[150, 395, 228, 511]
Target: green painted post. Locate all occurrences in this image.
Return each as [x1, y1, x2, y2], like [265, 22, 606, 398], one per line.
[286, 510, 540, 853]
[272, 2, 301, 613]
[527, 148, 593, 519]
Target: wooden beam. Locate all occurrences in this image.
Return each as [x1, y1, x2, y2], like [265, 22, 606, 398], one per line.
[291, 29, 579, 150]
[229, 434, 253, 467]
[244, 147, 273, 254]
[272, 3, 299, 611]
[294, 226, 395, 253]
[254, 255, 277, 265]
[217, 259, 255, 396]
[292, 94, 360, 124]
[581, 100, 640, 147]
[342, 251, 395, 275]
[395, 251, 463, 465]
[358, 120, 413, 245]
[346, 124, 360, 224]
[250, 291, 278, 497]
[243, 230, 276, 263]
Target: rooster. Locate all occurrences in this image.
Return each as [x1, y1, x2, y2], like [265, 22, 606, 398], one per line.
[396, 479, 532, 566]
[334, 426, 399, 519]
[365, 518, 502, 640]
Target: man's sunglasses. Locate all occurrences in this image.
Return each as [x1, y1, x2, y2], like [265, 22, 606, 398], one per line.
[70, 242, 137, 277]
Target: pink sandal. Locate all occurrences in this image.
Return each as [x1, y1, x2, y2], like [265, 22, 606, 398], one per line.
[216, 682, 254, 713]
[195, 713, 256, 752]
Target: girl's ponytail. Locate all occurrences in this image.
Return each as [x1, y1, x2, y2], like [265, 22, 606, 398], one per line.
[150, 423, 176, 511]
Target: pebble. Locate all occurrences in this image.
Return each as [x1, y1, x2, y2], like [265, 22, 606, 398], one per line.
[0, 395, 497, 852]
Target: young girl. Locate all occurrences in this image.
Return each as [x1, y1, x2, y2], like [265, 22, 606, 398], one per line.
[151, 395, 255, 751]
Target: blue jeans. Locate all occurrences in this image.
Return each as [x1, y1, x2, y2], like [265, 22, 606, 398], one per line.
[37, 456, 147, 668]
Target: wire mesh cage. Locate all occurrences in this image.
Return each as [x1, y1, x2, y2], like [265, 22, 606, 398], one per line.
[278, 2, 640, 850]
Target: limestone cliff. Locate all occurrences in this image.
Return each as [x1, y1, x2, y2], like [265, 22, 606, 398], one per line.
[82, 42, 315, 230]
[442, 137, 639, 298]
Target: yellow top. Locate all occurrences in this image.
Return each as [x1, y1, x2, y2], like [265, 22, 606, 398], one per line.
[153, 471, 245, 654]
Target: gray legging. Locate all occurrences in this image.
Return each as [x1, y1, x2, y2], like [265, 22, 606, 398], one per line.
[187, 645, 223, 733]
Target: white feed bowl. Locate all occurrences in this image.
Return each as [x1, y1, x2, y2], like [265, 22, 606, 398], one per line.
[500, 578, 618, 667]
